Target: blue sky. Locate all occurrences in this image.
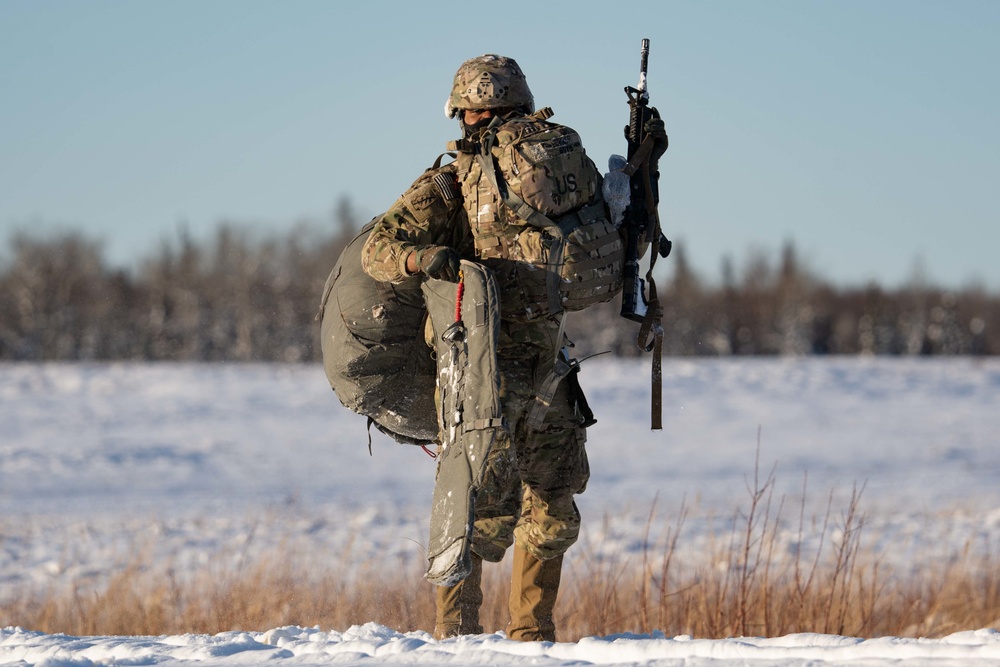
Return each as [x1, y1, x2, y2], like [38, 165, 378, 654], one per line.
[2, 0, 998, 289]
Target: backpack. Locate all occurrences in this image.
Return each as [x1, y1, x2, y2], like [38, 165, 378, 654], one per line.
[317, 220, 438, 446]
[469, 108, 625, 316]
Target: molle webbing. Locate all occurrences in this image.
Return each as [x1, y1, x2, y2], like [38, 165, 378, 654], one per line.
[557, 204, 625, 308]
[477, 146, 623, 314]
[475, 149, 565, 315]
[473, 114, 623, 315]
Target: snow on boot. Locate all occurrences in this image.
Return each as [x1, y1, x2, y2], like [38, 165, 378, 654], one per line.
[506, 545, 562, 642]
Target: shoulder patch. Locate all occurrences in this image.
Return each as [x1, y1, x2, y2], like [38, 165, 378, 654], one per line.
[409, 193, 437, 211]
[433, 173, 459, 202]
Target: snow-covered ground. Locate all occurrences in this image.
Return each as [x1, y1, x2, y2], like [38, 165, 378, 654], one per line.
[2, 357, 1000, 666]
[4, 624, 1000, 666]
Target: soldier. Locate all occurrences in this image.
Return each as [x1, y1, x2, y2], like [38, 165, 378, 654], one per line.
[363, 55, 601, 642]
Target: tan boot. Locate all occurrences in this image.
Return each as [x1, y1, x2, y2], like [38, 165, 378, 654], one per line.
[506, 545, 562, 642]
[433, 553, 484, 639]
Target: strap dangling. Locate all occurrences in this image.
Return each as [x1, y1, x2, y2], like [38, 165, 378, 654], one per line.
[632, 146, 666, 430]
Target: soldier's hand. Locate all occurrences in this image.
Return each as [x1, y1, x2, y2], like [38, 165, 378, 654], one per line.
[414, 245, 461, 282]
[645, 115, 668, 163]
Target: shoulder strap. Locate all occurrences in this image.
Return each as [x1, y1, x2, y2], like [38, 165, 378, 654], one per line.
[530, 106, 554, 121]
[432, 151, 457, 169]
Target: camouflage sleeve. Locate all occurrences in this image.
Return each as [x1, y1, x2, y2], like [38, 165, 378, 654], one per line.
[362, 163, 468, 284]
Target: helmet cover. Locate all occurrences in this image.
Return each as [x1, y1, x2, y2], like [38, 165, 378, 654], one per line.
[445, 54, 534, 118]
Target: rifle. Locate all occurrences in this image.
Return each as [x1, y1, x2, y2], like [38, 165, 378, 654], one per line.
[618, 38, 671, 429]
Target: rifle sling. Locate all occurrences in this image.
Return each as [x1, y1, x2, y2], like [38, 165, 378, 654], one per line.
[623, 136, 655, 178]
[633, 145, 664, 431]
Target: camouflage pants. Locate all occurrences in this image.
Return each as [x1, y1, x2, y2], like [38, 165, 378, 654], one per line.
[470, 349, 590, 562]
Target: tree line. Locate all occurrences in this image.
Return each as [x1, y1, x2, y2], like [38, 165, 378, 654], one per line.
[1, 206, 996, 361]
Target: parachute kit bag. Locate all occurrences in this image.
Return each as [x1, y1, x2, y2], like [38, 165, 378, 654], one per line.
[317, 221, 438, 446]
[421, 260, 504, 586]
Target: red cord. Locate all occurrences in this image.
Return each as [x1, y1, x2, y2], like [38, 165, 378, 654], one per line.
[454, 278, 464, 323]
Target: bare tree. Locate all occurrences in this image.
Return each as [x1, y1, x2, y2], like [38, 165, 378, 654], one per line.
[1, 219, 996, 360]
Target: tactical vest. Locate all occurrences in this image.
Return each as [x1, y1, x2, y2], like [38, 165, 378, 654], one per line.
[451, 109, 624, 321]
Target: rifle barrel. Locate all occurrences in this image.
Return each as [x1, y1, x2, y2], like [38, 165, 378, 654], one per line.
[638, 38, 649, 97]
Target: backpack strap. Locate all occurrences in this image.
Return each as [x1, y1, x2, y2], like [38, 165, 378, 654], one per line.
[526, 329, 598, 431]
[530, 106, 555, 121]
[526, 352, 573, 431]
[524, 314, 570, 431]
[432, 151, 457, 169]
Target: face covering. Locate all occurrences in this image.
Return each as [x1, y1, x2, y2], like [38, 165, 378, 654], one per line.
[462, 114, 495, 139]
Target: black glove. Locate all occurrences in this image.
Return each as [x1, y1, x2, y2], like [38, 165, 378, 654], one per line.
[644, 115, 668, 163]
[414, 245, 461, 282]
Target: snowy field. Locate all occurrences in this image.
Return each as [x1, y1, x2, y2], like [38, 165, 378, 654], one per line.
[2, 357, 1000, 666]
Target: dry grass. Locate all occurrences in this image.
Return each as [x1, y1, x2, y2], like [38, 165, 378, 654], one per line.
[557, 471, 1000, 640]
[4, 464, 999, 640]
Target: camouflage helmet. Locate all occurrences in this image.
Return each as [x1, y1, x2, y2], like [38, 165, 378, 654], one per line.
[445, 54, 534, 118]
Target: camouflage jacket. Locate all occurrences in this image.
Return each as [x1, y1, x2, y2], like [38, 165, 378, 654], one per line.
[361, 162, 472, 284]
[362, 157, 563, 358]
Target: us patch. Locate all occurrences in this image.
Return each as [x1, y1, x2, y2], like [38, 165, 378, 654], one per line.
[433, 173, 460, 202]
